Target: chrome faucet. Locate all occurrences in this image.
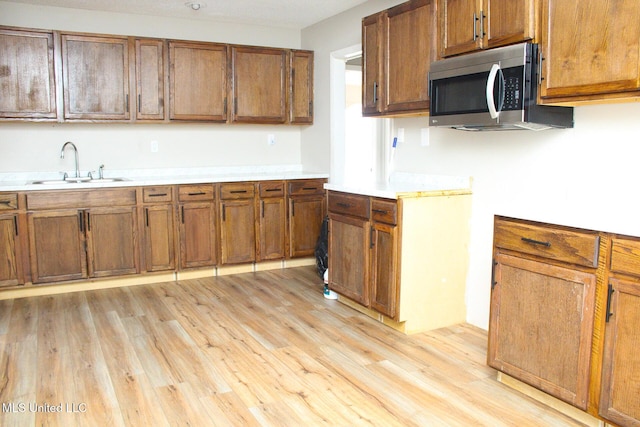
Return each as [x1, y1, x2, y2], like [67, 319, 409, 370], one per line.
[60, 141, 80, 178]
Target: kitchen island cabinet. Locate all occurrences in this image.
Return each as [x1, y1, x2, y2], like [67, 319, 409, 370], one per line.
[326, 186, 472, 334]
[0, 27, 58, 120]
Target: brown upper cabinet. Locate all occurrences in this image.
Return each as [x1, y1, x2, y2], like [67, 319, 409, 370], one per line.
[539, 0, 640, 104]
[289, 50, 314, 124]
[135, 38, 166, 121]
[61, 33, 132, 120]
[362, 0, 436, 117]
[231, 46, 287, 124]
[0, 27, 58, 120]
[438, 0, 536, 57]
[169, 40, 229, 122]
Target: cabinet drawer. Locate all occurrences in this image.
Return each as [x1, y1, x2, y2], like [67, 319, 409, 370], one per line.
[371, 199, 397, 225]
[259, 181, 285, 198]
[27, 188, 137, 209]
[610, 237, 640, 278]
[494, 218, 599, 268]
[288, 179, 325, 196]
[143, 186, 173, 203]
[328, 191, 369, 219]
[178, 184, 215, 202]
[220, 182, 255, 199]
[0, 193, 18, 211]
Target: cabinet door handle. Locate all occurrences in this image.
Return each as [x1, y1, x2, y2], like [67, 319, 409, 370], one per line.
[86, 212, 91, 231]
[372, 209, 388, 215]
[126, 94, 129, 113]
[188, 192, 206, 196]
[230, 190, 247, 194]
[337, 202, 351, 209]
[145, 208, 149, 227]
[261, 200, 265, 218]
[373, 81, 378, 103]
[291, 200, 295, 216]
[605, 284, 615, 323]
[138, 94, 141, 113]
[148, 193, 167, 197]
[302, 187, 318, 191]
[491, 259, 498, 290]
[181, 206, 185, 224]
[78, 211, 84, 233]
[479, 10, 485, 37]
[370, 226, 374, 249]
[521, 237, 551, 247]
[265, 188, 281, 192]
[13, 216, 18, 236]
[222, 204, 226, 221]
[0, 200, 11, 206]
[473, 12, 478, 41]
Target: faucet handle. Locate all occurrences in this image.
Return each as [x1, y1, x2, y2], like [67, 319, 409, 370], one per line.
[98, 164, 105, 179]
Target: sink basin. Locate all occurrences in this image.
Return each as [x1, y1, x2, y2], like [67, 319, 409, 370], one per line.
[30, 177, 129, 185]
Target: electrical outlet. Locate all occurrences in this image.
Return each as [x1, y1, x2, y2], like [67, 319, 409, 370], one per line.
[420, 128, 430, 147]
[397, 128, 405, 143]
[150, 140, 159, 152]
[267, 134, 276, 146]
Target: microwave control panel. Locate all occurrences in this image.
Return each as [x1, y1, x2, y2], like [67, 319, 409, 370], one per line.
[502, 66, 525, 110]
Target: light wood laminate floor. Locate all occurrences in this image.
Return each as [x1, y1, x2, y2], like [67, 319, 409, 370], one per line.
[0, 266, 586, 426]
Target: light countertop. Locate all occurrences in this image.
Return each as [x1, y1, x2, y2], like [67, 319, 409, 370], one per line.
[324, 173, 472, 199]
[0, 165, 329, 192]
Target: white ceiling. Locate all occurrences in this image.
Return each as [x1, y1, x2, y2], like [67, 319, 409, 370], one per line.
[4, 0, 369, 29]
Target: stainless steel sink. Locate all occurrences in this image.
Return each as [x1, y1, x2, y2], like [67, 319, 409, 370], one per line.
[30, 177, 129, 185]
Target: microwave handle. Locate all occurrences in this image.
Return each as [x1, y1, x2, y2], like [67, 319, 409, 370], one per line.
[486, 63, 501, 119]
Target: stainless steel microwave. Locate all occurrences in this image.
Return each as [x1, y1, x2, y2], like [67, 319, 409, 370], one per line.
[428, 43, 573, 131]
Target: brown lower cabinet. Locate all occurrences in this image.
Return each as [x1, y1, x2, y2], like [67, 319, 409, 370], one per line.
[1, 178, 326, 289]
[489, 216, 640, 426]
[178, 184, 217, 269]
[141, 186, 176, 272]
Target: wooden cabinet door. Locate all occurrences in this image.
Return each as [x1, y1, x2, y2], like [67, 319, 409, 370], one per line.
[289, 50, 314, 124]
[485, 0, 535, 49]
[540, 0, 640, 100]
[169, 41, 228, 121]
[488, 253, 597, 410]
[28, 209, 87, 283]
[438, 0, 483, 57]
[220, 199, 256, 264]
[289, 195, 324, 258]
[231, 46, 287, 123]
[362, 13, 382, 115]
[179, 202, 217, 269]
[0, 27, 57, 120]
[384, 0, 435, 113]
[258, 195, 286, 261]
[370, 221, 398, 318]
[0, 214, 23, 287]
[85, 207, 138, 278]
[143, 204, 175, 272]
[328, 213, 370, 306]
[599, 278, 640, 426]
[61, 34, 131, 120]
[135, 38, 165, 120]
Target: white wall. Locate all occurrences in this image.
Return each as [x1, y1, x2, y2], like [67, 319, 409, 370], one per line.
[303, 3, 640, 330]
[0, 1, 303, 174]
